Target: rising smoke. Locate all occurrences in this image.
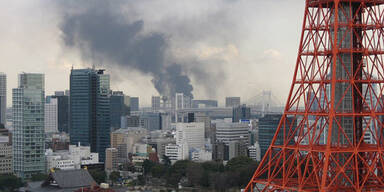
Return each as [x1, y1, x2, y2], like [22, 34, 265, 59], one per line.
[59, 1, 194, 97]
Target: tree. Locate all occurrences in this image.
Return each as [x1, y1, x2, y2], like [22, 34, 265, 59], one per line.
[186, 162, 203, 187]
[0, 174, 25, 191]
[109, 171, 120, 186]
[162, 155, 171, 167]
[166, 160, 190, 186]
[225, 156, 254, 172]
[142, 159, 154, 175]
[89, 170, 107, 184]
[30, 173, 48, 181]
[150, 164, 167, 178]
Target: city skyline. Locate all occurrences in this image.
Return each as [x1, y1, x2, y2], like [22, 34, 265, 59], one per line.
[0, 1, 304, 107]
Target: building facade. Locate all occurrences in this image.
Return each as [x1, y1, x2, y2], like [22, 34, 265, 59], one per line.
[13, 73, 46, 178]
[51, 91, 70, 133]
[232, 104, 251, 122]
[0, 73, 6, 126]
[130, 97, 139, 112]
[110, 91, 130, 131]
[175, 122, 205, 150]
[0, 136, 12, 174]
[45, 97, 58, 133]
[225, 97, 241, 108]
[70, 68, 110, 161]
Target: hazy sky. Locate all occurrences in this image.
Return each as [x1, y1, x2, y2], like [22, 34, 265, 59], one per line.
[0, 0, 305, 107]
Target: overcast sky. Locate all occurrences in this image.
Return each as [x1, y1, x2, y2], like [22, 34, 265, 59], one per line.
[0, 0, 305, 107]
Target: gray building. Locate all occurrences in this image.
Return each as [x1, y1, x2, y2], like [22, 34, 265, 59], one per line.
[0, 73, 6, 126]
[70, 68, 111, 161]
[192, 100, 218, 108]
[232, 104, 251, 122]
[51, 91, 70, 133]
[152, 96, 161, 111]
[110, 91, 130, 130]
[130, 97, 139, 112]
[225, 97, 240, 108]
[13, 73, 46, 178]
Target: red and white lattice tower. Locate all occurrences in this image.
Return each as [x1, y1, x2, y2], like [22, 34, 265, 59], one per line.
[245, 0, 384, 191]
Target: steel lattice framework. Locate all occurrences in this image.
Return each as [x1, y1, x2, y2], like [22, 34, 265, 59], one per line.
[245, 0, 384, 191]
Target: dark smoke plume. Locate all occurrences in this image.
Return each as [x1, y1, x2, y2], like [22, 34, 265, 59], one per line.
[59, 1, 193, 97]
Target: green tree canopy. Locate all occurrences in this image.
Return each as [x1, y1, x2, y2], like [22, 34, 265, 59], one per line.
[0, 174, 25, 191]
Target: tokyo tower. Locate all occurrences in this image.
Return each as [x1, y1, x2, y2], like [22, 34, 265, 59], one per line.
[245, 0, 384, 191]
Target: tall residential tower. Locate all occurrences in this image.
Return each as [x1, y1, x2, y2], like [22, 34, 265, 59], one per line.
[13, 73, 45, 178]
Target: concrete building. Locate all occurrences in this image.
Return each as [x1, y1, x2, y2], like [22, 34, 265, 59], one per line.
[46, 144, 99, 170]
[130, 97, 139, 112]
[225, 97, 241, 108]
[110, 91, 130, 131]
[232, 104, 251, 122]
[212, 142, 228, 161]
[191, 149, 212, 162]
[70, 68, 110, 161]
[165, 143, 188, 164]
[192, 100, 218, 108]
[0, 136, 12, 174]
[248, 143, 261, 161]
[50, 91, 70, 133]
[175, 93, 192, 122]
[152, 96, 161, 111]
[110, 128, 147, 163]
[0, 73, 6, 126]
[175, 122, 205, 150]
[13, 73, 46, 179]
[140, 112, 161, 131]
[215, 120, 249, 145]
[45, 97, 58, 133]
[105, 148, 118, 171]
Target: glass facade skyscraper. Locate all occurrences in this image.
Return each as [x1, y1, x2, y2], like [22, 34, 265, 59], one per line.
[13, 73, 45, 179]
[0, 73, 6, 126]
[110, 91, 130, 131]
[70, 68, 110, 161]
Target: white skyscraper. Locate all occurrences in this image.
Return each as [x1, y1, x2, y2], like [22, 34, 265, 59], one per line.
[45, 97, 58, 133]
[175, 122, 205, 150]
[0, 73, 6, 125]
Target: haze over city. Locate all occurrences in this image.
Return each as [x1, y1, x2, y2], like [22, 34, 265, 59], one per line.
[0, 1, 304, 106]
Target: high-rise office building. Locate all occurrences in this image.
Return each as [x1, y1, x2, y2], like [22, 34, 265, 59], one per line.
[258, 114, 295, 158]
[130, 97, 139, 112]
[232, 104, 251, 122]
[152, 96, 161, 111]
[51, 91, 70, 133]
[0, 73, 6, 126]
[175, 122, 205, 150]
[45, 97, 58, 133]
[70, 68, 110, 161]
[13, 73, 45, 178]
[110, 91, 130, 130]
[225, 97, 241, 108]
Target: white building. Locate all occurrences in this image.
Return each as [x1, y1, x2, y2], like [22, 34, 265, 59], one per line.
[165, 143, 188, 164]
[0, 73, 6, 125]
[45, 97, 58, 133]
[215, 121, 250, 145]
[248, 143, 261, 161]
[46, 143, 99, 170]
[176, 122, 205, 151]
[191, 149, 212, 162]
